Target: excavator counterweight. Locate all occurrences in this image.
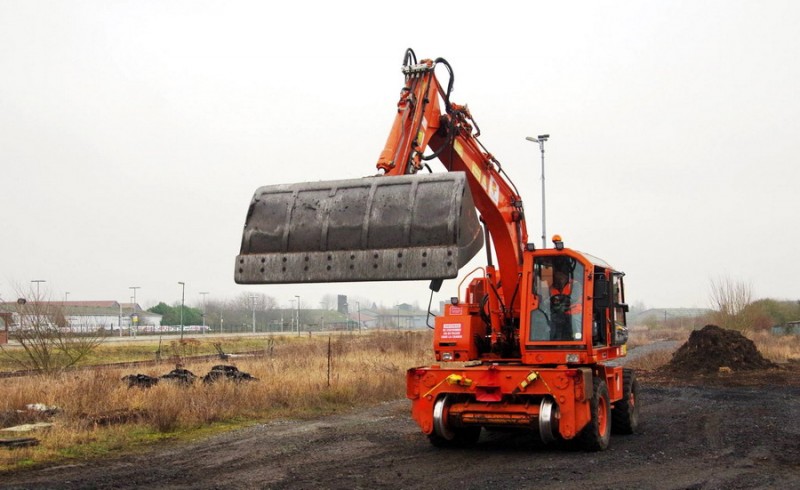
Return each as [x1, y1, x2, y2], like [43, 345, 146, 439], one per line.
[235, 172, 483, 284]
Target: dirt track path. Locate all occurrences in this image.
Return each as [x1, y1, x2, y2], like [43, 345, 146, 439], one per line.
[3, 379, 799, 490]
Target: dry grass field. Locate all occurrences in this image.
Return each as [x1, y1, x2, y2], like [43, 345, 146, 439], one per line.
[2, 326, 798, 473]
[0, 331, 431, 472]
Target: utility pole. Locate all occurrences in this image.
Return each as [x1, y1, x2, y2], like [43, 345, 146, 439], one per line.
[129, 286, 140, 337]
[199, 291, 209, 333]
[250, 294, 258, 333]
[356, 301, 361, 334]
[31, 280, 46, 300]
[295, 295, 300, 336]
[525, 134, 550, 249]
[178, 282, 185, 340]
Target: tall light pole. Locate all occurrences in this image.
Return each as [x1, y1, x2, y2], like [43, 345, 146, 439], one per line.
[178, 282, 185, 340]
[356, 301, 361, 334]
[199, 291, 209, 333]
[31, 280, 46, 300]
[289, 299, 296, 331]
[295, 295, 300, 335]
[129, 286, 140, 336]
[525, 134, 550, 249]
[250, 294, 258, 333]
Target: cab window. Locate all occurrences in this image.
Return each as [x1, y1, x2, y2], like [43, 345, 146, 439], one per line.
[529, 257, 584, 341]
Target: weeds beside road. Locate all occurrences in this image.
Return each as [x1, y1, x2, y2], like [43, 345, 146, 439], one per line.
[0, 331, 430, 472]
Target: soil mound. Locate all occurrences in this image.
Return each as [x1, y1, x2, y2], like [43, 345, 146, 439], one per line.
[665, 324, 777, 374]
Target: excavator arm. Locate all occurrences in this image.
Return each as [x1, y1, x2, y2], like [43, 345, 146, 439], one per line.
[375, 52, 528, 309]
[235, 49, 528, 316]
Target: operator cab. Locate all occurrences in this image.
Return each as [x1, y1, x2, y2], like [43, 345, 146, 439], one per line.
[522, 241, 628, 364]
[530, 256, 585, 342]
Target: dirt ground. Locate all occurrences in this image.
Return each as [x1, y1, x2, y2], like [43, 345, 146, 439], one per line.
[3, 336, 800, 490]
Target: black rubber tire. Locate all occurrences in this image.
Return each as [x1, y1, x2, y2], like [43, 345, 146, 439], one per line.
[612, 368, 640, 435]
[578, 377, 611, 451]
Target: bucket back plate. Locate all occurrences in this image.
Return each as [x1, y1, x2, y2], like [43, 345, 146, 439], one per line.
[235, 172, 483, 284]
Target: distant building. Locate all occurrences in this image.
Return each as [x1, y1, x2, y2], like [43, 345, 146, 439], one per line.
[374, 303, 432, 330]
[0, 312, 11, 344]
[0, 301, 162, 334]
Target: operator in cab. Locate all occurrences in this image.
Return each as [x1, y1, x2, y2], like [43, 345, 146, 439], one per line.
[548, 258, 583, 340]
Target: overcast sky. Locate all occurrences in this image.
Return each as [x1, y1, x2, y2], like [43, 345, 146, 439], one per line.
[1, 1, 798, 312]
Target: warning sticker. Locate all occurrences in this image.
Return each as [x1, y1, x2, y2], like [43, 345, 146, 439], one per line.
[488, 176, 500, 204]
[441, 323, 463, 340]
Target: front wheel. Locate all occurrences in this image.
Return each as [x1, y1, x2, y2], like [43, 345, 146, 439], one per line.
[578, 377, 611, 451]
[428, 395, 481, 448]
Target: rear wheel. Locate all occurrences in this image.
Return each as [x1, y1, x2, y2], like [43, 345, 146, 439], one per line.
[578, 377, 611, 451]
[612, 368, 639, 434]
[428, 395, 481, 448]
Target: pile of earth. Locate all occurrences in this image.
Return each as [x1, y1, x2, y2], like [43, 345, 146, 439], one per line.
[664, 324, 777, 374]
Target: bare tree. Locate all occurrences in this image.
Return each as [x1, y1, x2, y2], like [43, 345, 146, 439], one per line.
[708, 276, 754, 331]
[0, 287, 106, 373]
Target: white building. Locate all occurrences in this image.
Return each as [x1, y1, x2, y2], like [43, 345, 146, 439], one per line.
[0, 300, 162, 334]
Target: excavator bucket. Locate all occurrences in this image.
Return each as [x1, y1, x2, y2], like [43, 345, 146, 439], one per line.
[235, 172, 484, 284]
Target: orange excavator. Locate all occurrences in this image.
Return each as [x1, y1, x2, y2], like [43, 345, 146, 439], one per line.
[235, 49, 638, 449]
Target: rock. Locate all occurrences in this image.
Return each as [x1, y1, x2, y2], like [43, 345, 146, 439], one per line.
[122, 374, 160, 388]
[202, 365, 258, 384]
[160, 368, 198, 385]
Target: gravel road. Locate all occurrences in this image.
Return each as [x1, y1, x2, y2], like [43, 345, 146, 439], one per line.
[3, 364, 799, 490]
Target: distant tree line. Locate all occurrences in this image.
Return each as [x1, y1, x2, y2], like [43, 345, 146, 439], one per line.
[147, 302, 203, 326]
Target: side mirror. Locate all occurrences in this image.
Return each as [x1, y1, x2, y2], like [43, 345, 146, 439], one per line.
[593, 275, 610, 308]
[429, 279, 444, 293]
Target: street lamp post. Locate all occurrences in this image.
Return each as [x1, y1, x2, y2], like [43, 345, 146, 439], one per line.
[295, 295, 300, 336]
[31, 280, 46, 300]
[178, 282, 185, 340]
[199, 291, 209, 333]
[356, 301, 361, 334]
[129, 286, 140, 337]
[250, 294, 257, 333]
[289, 299, 296, 331]
[525, 134, 550, 249]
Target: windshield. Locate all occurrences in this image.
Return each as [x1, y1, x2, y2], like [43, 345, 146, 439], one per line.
[529, 256, 585, 342]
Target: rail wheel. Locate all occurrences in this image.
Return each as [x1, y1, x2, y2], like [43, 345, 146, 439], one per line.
[538, 397, 560, 444]
[428, 395, 481, 448]
[612, 368, 639, 434]
[578, 377, 611, 451]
